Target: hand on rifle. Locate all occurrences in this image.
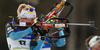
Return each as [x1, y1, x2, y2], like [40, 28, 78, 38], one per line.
[31, 23, 49, 38]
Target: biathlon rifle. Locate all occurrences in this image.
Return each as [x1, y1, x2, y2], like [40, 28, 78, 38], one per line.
[10, 0, 97, 38]
[36, 0, 97, 38]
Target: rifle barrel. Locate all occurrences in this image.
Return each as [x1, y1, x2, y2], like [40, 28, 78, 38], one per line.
[66, 23, 91, 26]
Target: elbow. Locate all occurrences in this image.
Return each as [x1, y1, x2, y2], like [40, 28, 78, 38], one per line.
[9, 32, 21, 40]
[56, 41, 66, 47]
[10, 37, 19, 40]
[54, 38, 66, 47]
[60, 42, 66, 47]
[10, 35, 20, 40]
[11, 37, 20, 40]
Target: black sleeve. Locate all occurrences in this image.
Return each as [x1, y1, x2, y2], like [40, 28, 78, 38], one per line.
[64, 18, 71, 37]
[5, 22, 14, 37]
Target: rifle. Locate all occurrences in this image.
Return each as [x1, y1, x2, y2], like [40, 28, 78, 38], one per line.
[36, 0, 97, 38]
[10, 0, 97, 38]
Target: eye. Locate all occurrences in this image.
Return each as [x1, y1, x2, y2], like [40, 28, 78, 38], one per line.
[26, 8, 29, 10]
[98, 41, 100, 43]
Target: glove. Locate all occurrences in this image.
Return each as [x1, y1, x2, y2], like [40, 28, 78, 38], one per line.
[38, 27, 49, 40]
[31, 23, 49, 40]
[31, 23, 40, 33]
[38, 27, 49, 36]
[31, 23, 49, 35]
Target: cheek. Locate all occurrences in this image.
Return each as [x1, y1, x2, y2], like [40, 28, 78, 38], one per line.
[30, 20, 34, 23]
[20, 19, 30, 22]
[20, 19, 34, 24]
[91, 46, 96, 50]
[24, 19, 31, 22]
[92, 43, 100, 50]
[27, 20, 34, 23]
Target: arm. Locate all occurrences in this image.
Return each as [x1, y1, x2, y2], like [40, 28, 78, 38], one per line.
[32, 36, 45, 50]
[32, 27, 49, 50]
[52, 19, 71, 47]
[52, 28, 66, 47]
[5, 22, 33, 40]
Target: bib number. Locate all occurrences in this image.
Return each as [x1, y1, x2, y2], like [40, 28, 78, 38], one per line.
[19, 40, 26, 45]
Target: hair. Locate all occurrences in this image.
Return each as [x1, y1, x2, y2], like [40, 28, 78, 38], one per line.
[17, 4, 35, 19]
[85, 35, 96, 48]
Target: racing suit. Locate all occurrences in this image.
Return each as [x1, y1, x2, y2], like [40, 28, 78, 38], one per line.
[5, 21, 66, 50]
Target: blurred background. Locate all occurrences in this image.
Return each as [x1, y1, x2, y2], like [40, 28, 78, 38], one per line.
[0, 0, 100, 50]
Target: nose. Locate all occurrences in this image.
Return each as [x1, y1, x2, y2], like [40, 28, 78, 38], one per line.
[99, 44, 100, 48]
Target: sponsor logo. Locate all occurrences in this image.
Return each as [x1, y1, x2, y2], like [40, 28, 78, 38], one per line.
[7, 27, 12, 30]
[8, 29, 14, 33]
[13, 47, 29, 50]
[44, 41, 48, 43]
[21, 33, 28, 37]
[28, 11, 34, 14]
[19, 22, 26, 26]
[42, 23, 52, 27]
[55, 24, 65, 28]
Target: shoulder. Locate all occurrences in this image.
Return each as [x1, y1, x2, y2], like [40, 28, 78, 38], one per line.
[5, 22, 14, 36]
[5, 21, 17, 28]
[6, 22, 12, 27]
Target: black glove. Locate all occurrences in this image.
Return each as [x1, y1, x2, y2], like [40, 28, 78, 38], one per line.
[38, 27, 49, 36]
[31, 23, 40, 33]
[31, 23, 49, 36]
[38, 27, 50, 40]
[31, 23, 49, 40]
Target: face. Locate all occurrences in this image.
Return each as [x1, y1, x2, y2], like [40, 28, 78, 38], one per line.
[19, 18, 36, 25]
[91, 41, 100, 50]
